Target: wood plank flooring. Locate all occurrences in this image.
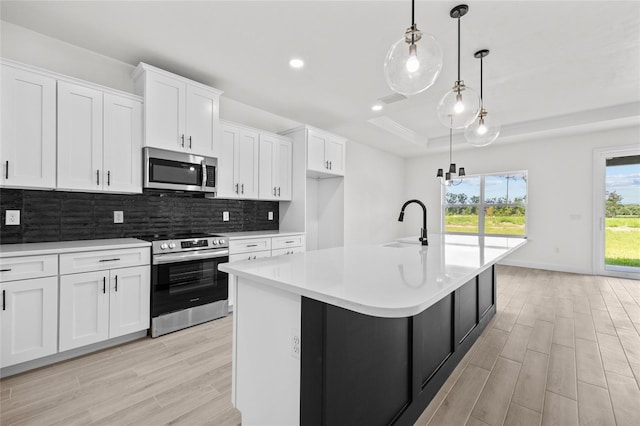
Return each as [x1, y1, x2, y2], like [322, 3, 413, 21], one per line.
[1, 266, 639, 425]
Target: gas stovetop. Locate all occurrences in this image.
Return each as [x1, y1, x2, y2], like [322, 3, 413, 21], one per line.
[136, 232, 229, 254]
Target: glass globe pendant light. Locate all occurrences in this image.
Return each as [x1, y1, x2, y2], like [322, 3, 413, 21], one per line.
[465, 49, 501, 146]
[384, 0, 443, 96]
[436, 4, 480, 129]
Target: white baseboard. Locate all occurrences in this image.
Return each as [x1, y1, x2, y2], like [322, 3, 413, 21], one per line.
[498, 258, 592, 275]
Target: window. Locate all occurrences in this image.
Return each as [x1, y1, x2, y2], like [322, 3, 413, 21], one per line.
[444, 171, 527, 237]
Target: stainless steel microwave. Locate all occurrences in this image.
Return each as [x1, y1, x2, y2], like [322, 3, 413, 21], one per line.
[144, 147, 217, 194]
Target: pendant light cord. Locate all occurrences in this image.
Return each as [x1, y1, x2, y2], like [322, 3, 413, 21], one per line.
[449, 126, 453, 165]
[411, 0, 415, 26]
[480, 55, 484, 102]
[457, 16, 461, 82]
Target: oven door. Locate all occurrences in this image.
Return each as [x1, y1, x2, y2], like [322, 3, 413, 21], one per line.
[151, 252, 228, 317]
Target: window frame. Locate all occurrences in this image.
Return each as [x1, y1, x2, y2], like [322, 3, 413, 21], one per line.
[441, 170, 528, 238]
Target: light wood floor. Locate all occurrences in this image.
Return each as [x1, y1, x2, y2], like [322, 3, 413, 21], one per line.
[1, 266, 639, 425]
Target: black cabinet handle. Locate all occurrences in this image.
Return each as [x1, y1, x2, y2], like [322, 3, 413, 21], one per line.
[2, 290, 5, 311]
[285, 240, 295, 244]
[0, 268, 11, 272]
[325, 160, 329, 169]
[241, 183, 244, 194]
[181, 134, 185, 147]
[115, 275, 118, 292]
[5, 161, 8, 179]
[189, 136, 192, 149]
[235, 183, 239, 194]
[97, 170, 100, 185]
[278, 187, 281, 196]
[273, 187, 276, 196]
[329, 161, 332, 170]
[99, 258, 120, 262]
[246, 244, 258, 248]
[103, 277, 106, 294]
[107, 171, 110, 186]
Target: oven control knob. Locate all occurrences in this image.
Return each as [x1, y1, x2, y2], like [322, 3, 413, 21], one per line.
[160, 243, 168, 250]
[169, 242, 176, 249]
[212, 240, 218, 245]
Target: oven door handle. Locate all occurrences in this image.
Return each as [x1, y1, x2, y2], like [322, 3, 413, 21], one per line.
[153, 249, 229, 265]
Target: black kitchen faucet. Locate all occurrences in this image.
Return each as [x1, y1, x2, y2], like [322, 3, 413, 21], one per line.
[398, 199, 428, 246]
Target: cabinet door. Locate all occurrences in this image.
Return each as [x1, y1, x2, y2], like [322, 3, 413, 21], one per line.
[307, 130, 327, 172]
[0, 277, 58, 368]
[109, 266, 150, 338]
[59, 271, 110, 351]
[103, 94, 143, 193]
[145, 71, 186, 151]
[186, 85, 220, 157]
[275, 138, 292, 200]
[258, 135, 276, 200]
[218, 123, 239, 198]
[237, 129, 259, 199]
[57, 81, 103, 191]
[325, 137, 345, 176]
[0, 65, 56, 189]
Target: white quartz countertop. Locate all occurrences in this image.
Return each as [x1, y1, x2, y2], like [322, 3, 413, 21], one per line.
[218, 230, 305, 240]
[220, 234, 526, 318]
[0, 238, 151, 258]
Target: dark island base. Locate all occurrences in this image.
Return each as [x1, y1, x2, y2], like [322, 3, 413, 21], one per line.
[301, 265, 496, 425]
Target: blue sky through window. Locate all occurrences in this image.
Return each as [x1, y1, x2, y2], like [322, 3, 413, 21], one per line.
[606, 164, 640, 205]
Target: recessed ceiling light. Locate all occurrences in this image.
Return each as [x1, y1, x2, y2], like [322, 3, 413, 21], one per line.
[372, 103, 383, 112]
[289, 58, 304, 69]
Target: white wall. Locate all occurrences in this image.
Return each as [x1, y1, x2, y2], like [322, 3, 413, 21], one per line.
[403, 125, 640, 274]
[344, 141, 405, 246]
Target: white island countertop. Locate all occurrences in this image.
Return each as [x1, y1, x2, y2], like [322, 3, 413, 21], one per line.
[218, 230, 304, 240]
[0, 238, 151, 258]
[220, 234, 526, 318]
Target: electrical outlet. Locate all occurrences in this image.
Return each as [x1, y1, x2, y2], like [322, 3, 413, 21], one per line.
[291, 329, 301, 359]
[113, 211, 124, 224]
[268, 211, 274, 221]
[223, 211, 229, 222]
[5, 210, 20, 226]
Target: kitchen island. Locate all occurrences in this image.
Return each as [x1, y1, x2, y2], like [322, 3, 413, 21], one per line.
[219, 234, 526, 426]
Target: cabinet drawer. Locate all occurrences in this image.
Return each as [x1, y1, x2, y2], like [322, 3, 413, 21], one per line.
[272, 246, 305, 257]
[229, 238, 272, 254]
[272, 235, 305, 250]
[229, 250, 271, 262]
[0, 255, 58, 282]
[60, 247, 150, 275]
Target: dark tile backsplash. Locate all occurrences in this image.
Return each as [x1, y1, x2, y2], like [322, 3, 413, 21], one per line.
[0, 189, 279, 244]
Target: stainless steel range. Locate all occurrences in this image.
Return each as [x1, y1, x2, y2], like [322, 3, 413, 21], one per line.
[138, 233, 229, 337]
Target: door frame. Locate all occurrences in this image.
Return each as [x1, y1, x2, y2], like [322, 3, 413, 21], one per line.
[593, 144, 640, 278]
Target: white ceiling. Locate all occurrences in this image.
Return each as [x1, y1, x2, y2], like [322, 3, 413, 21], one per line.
[2, 1, 639, 157]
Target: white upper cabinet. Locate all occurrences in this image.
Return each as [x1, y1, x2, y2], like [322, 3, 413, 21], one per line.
[307, 128, 346, 176]
[259, 133, 292, 200]
[1, 63, 57, 189]
[103, 94, 143, 193]
[57, 81, 104, 191]
[133, 63, 222, 157]
[57, 81, 142, 193]
[218, 121, 259, 199]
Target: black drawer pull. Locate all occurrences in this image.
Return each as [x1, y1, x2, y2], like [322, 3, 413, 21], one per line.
[99, 258, 121, 262]
[103, 277, 106, 294]
[97, 169, 100, 185]
[115, 275, 118, 292]
[107, 171, 111, 186]
[0, 268, 11, 272]
[246, 244, 258, 248]
[2, 290, 5, 311]
[285, 240, 295, 244]
[5, 161, 8, 179]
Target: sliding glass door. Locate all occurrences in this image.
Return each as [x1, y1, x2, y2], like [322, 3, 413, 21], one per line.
[594, 146, 640, 277]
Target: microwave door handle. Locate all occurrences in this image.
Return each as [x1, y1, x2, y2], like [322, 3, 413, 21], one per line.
[202, 160, 207, 191]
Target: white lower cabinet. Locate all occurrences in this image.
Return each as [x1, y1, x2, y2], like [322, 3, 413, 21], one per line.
[59, 265, 149, 352]
[227, 233, 305, 310]
[0, 276, 58, 368]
